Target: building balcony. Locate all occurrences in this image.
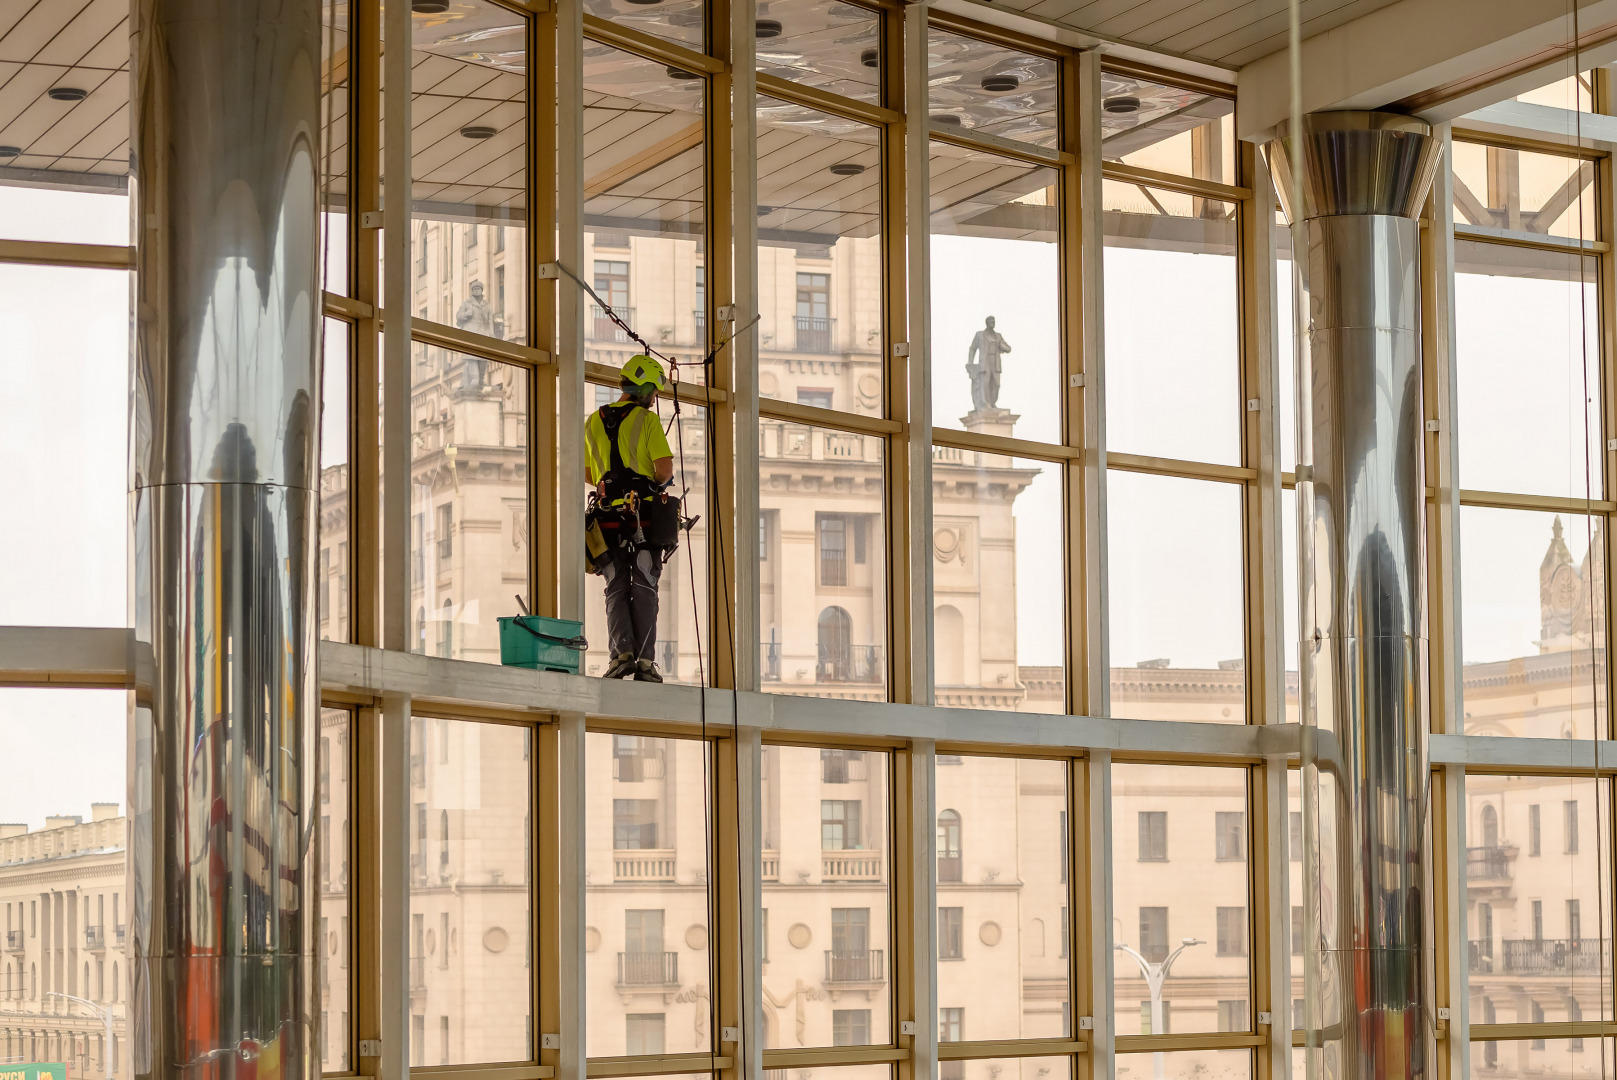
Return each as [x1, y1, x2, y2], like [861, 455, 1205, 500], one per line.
[1468, 939, 1494, 974]
[762, 850, 780, 881]
[84, 926, 105, 951]
[114, 925, 126, 947]
[613, 746, 667, 782]
[1501, 938, 1605, 974]
[820, 750, 868, 784]
[4, 929, 21, 951]
[590, 305, 636, 343]
[822, 851, 883, 881]
[617, 950, 679, 987]
[795, 316, 835, 354]
[409, 956, 427, 992]
[693, 309, 706, 344]
[1466, 845, 1515, 881]
[937, 854, 962, 884]
[818, 645, 882, 684]
[614, 849, 677, 882]
[824, 947, 884, 984]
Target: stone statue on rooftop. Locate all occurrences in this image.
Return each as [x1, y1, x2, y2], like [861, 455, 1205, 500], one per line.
[966, 315, 1011, 412]
[456, 281, 494, 389]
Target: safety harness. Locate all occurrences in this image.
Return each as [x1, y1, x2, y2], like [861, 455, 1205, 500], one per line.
[586, 402, 684, 572]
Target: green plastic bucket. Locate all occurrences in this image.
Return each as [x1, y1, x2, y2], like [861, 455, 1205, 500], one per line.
[498, 615, 587, 674]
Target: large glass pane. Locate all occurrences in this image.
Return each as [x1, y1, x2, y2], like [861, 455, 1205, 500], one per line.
[585, 734, 712, 1056]
[760, 426, 888, 697]
[407, 718, 533, 1064]
[1465, 776, 1612, 1021]
[934, 756, 1070, 1038]
[584, 0, 704, 50]
[941, 1057, 1071, 1080]
[1515, 69, 1594, 111]
[1111, 765, 1252, 1038]
[757, 98, 883, 413]
[1455, 240, 1599, 499]
[930, 448, 1064, 710]
[928, 28, 1057, 151]
[1459, 506, 1606, 738]
[0, 187, 127, 246]
[1277, 230, 1296, 473]
[1282, 488, 1299, 725]
[1108, 472, 1246, 722]
[1470, 1039, 1611, 1078]
[322, 0, 350, 295]
[1104, 181, 1240, 464]
[321, 318, 352, 643]
[0, 265, 128, 626]
[408, 347, 530, 663]
[320, 707, 353, 1072]
[1117, 1049, 1250, 1080]
[929, 142, 1060, 445]
[761, 745, 891, 1047]
[584, 46, 707, 381]
[1452, 141, 1595, 243]
[1100, 73, 1234, 187]
[582, 392, 710, 684]
[412, 0, 529, 334]
[0, 688, 129, 1074]
[756, 0, 881, 104]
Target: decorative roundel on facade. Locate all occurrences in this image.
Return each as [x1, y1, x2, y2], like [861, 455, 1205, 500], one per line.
[787, 923, 813, 949]
[484, 926, 510, 953]
[584, 926, 601, 953]
[759, 371, 780, 397]
[857, 374, 881, 406]
[978, 921, 1002, 946]
[685, 924, 709, 951]
[934, 528, 959, 561]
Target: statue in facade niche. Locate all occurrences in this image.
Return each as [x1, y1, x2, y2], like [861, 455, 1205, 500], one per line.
[456, 281, 494, 388]
[966, 315, 1011, 412]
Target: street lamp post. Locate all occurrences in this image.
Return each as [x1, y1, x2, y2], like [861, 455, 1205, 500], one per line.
[1115, 937, 1204, 1080]
[48, 992, 113, 1080]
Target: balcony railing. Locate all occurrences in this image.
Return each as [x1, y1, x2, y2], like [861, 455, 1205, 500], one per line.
[114, 924, 126, 947]
[1501, 938, 1605, 973]
[591, 305, 636, 343]
[937, 853, 963, 884]
[617, 950, 679, 986]
[409, 956, 426, 991]
[614, 849, 677, 882]
[795, 316, 835, 353]
[1467, 845, 1514, 880]
[4, 929, 21, 951]
[612, 747, 667, 782]
[693, 310, 706, 344]
[821, 548, 847, 586]
[821, 751, 868, 784]
[822, 851, 883, 881]
[1469, 939, 1494, 973]
[84, 926, 105, 950]
[818, 645, 882, 683]
[763, 642, 782, 681]
[825, 947, 884, 983]
[762, 850, 780, 881]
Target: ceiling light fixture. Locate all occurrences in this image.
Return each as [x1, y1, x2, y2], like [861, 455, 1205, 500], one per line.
[828, 162, 865, 176]
[412, 0, 450, 11]
[666, 65, 701, 80]
[980, 74, 1018, 92]
[1103, 94, 1141, 114]
[860, 48, 878, 68]
[757, 205, 775, 216]
[47, 87, 88, 102]
[929, 113, 962, 126]
[460, 125, 497, 139]
[624, 0, 665, 6]
[0, 146, 20, 160]
[756, 19, 783, 37]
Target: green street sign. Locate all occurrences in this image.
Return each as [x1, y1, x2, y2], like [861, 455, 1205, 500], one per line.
[0, 1064, 68, 1080]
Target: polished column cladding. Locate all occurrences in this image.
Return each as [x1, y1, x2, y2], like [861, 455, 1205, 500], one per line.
[129, 0, 323, 1077]
[1267, 113, 1441, 1080]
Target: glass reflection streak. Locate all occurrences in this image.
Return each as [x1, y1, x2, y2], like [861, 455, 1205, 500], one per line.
[130, 0, 323, 1078]
[1269, 113, 1440, 1080]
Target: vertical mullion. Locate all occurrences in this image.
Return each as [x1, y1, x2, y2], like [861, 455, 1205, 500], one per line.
[895, 741, 937, 1080]
[378, 693, 412, 1080]
[531, 3, 559, 618]
[350, 0, 382, 649]
[541, 713, 587, 1080]
[1423, 124, 1463, 738]
[1255, 756, 1291, 1080]
[380, 0, 412, 654]
[902, 1, 933, 707]
[1060, 49, 1085, 716]
[879, 1, 911, 705]
[1438, 764, 1469, 1080]
[1081, 750, 1115, 1080]
[555, 0, 586, 622]
[715, 729, 764, 1080]
[1075, 51, 1109, 719]
[354, 704, 382, 1078]
[1240, 140, 1283, 729]
[709, 0, 741, 690]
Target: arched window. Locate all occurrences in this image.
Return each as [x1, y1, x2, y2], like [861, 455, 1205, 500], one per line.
[937, 809, 962, 883]
[1481, 804, 1499, 848]
[439, 810, 450, 869]
[817, 607, 852, 682]
[439, 598, 454, 658]
[934, 605, 965, 687]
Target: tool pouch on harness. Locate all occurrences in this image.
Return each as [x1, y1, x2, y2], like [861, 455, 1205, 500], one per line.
[587, 403, 680, 571]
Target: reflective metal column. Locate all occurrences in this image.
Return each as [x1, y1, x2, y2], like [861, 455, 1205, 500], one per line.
[1267, 113, 1441, 1080]
[129, 0, 323, 1077]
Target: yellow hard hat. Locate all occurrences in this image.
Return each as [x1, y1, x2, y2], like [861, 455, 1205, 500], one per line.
[621, 354, 667, 393]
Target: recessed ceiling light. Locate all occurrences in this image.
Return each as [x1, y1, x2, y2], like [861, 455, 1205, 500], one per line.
[929, 113, 962, 126]
[624, 0, 663, 6]
[1103, 94, 1141, 114]
[755, 19, 783, 37]
[860, 48, 878, 68]
[757, 205, 775, 216]
[460, 125, 497, 139]
[666, 65, 701, 80]
[0, 146, 20, 160]
[980, 74, 1019, 92]
[412, 0, 450, 11]
[47, 87, 88, 102]
[828, 162, 865, 176]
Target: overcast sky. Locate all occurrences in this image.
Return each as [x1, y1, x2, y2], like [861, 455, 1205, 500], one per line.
[0, 181, 1605, 826]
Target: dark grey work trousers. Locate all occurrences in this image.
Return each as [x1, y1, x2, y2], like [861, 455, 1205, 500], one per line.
[603, 546, 662, 661]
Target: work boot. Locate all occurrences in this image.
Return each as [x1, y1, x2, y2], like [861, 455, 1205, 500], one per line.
[633, 659, 663, 683]
[602, 652, 637, 679]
